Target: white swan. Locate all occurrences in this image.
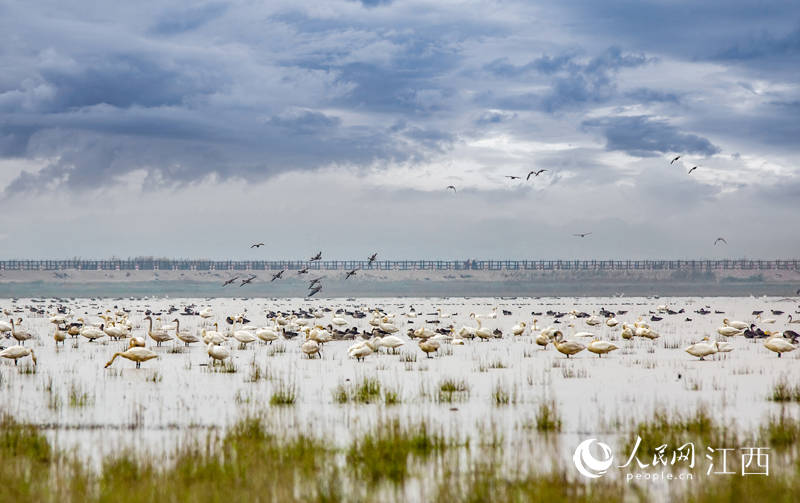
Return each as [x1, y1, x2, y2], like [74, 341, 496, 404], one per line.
[173, 318, 200, 346]
[0, 345, 36, 366]
[301, 339, 320, 359]
[379, 335, 404, 354]
[717, 326, 742, 337]
[256, 325, 281, 344]
[418, 339, 440, 358]
[105, 347, 158, 368]
[553, 331, 585, 358]
[511, 321, 526, 336]
[587, 339, 618, 357]
[145, 316, 173, 346]
[685, 338, 718, 360]
[10, 319, 33, 345]
[723, 318, 749, 330]
[207, 342, 231, 363]
[764, 335, 796, 357]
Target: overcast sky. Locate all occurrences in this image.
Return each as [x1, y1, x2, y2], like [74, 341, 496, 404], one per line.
[1, 1, 798, 259]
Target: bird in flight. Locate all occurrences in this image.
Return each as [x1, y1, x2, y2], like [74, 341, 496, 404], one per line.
[446, 185, 457, 193]
[310, 251, 322, 261]
[297, 267, 309, 275]
[345, 268, 358, 280]
[527, 169, 547, 180]
[505, 175, 521, 180]
[239, 274, 257, 287]
[308, 285, 322, 297]
[250, 242, 264, 248]
[688, 166, 698, 175]
[222, 276, 239, 287]
[309, 277, 323, 287]
[368, 252, 378, 265]
[714, 237, 727, 246]
[670, 155, 681, 165]
[573, 232, 592, 238]
[271, 270, 286, 282]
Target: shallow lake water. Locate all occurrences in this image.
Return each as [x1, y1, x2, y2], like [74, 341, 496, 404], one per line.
[2, 295, 799, 471]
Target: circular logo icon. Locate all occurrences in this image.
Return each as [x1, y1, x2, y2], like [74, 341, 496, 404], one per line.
[573, 438, 614, 478]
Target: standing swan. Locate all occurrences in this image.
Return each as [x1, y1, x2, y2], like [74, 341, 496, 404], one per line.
[553, 331, 586, 358]
[173, 318, 200, 346]
[105, 347, 158, 368]
[0, 345, 36, 366]
[145, 316, 173, 346]
[10, 319, 33, 345]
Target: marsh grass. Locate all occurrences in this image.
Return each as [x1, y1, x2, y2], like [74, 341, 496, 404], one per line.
[4, 411, 800, 502]
[492, 382, 518, 406]
[436, 378, 470, 403]
[68, 382, 94, 408]
[346, 418, 454, 485]
[624, 407, 735, 460]
[760, 413, 800, 448]
[769, 377, 800, 402]
[269, 380, 297, 406]
[266, 343, 286, 357]
[333, 377, 382, 404]
[488, 358, 507, 369]
[535, 400, 563, 432]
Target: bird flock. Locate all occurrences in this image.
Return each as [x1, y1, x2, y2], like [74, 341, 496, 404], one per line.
[220, 250, 379, 297]
[2, 297, 799, 370]
[444, 154, 727, 246]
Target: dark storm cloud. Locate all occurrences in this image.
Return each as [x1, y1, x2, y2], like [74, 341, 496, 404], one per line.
[151, 2, 229, 35]
[0, 0, 798, 202]
[582, 116, 720, 157]
[481, 47, 654, 112]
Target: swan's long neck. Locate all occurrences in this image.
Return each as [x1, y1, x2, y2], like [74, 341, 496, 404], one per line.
[106, 352, 121, 367]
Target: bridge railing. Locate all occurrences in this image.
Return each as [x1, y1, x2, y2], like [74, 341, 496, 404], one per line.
[0, 259, 798, 272]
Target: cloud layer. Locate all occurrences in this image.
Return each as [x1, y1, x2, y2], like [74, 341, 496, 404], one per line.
[0, 1, 798, 257]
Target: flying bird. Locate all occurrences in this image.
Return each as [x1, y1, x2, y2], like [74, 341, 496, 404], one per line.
[297, 267, 309, 275]
[310, 251, 322, 261]
[688, 166, 698, 175]
[368, 252, 378, 265]
[239, 275, 257, 287]
[573, 232, 592, 238]
[345, 268, 358, 280]
[250, 242, 264, 248]
[714, 237, 727, 246]
[271, 270, 286, 282]
[309, 278, 323, 287]
[505, 175, 521, 180]
[670, 155, 681, 165]
[446, 185, 457, 193]
[222, 276, 239, 287]
[527, 169, 547, 180]
[308, 285, 322, 297]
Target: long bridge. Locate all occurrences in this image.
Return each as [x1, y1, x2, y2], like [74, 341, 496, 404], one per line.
[1, 259, 798, 272]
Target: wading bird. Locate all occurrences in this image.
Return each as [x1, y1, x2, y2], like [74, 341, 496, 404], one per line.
[105, 346, 158, 369]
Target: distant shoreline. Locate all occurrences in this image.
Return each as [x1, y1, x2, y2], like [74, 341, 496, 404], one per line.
[1, 278, 798, 298]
